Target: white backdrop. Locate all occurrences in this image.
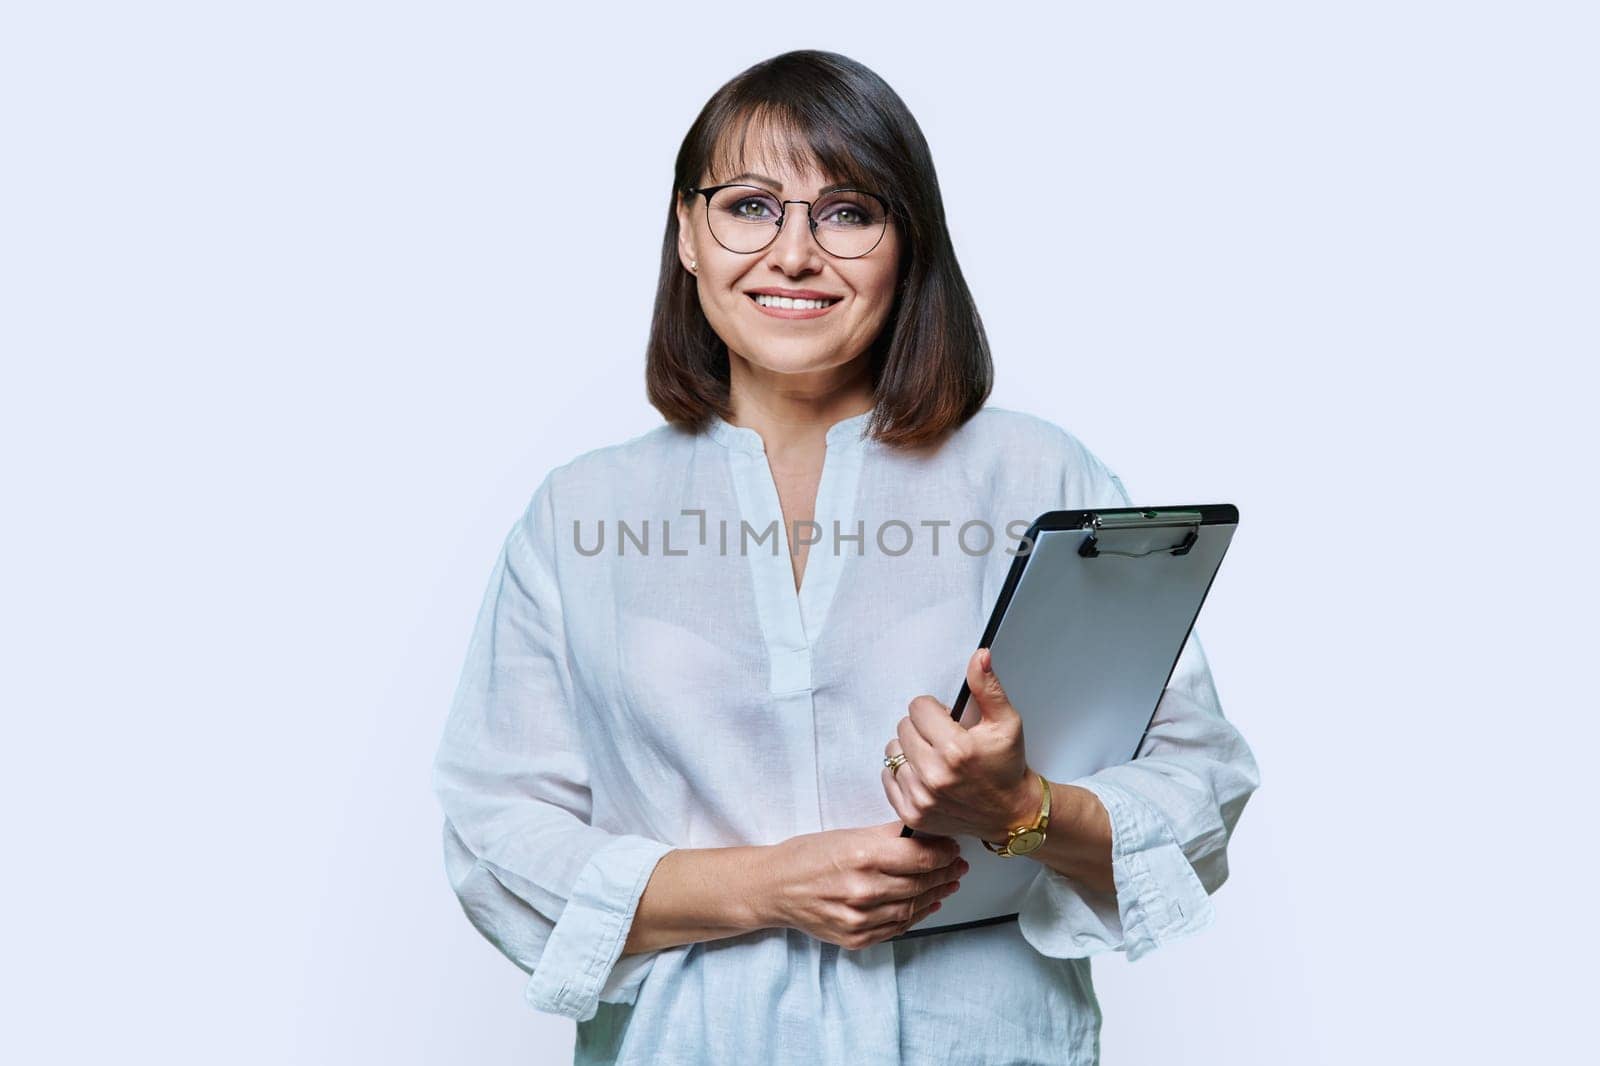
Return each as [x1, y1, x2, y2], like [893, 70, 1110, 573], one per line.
[3, 3, 1594, 1063]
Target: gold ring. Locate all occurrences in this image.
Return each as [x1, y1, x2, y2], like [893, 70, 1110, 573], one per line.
[884, 752, 908, 775]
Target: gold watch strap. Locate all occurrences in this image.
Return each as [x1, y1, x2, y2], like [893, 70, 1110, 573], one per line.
[982, 772, 1051, 856]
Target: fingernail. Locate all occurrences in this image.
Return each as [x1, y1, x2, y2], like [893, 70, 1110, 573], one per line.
[980, 649, 993, 674]
[931, 901, 942, 911]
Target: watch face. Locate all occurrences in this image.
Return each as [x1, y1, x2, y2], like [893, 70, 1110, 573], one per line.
[1010, 829, 1044, 854]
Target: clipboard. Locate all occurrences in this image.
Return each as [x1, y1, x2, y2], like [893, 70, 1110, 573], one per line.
[892, 503, 1239, 938]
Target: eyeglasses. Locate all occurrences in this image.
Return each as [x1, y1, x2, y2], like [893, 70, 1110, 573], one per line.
[686, 183, 893, 259]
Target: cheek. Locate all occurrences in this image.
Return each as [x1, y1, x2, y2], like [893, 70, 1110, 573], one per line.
[852, 276, 899, 328]
[850, 257, 901, 312]
[697, 281, 745, 326]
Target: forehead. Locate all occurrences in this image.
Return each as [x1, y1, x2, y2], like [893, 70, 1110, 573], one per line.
[704, 107, 873, 193]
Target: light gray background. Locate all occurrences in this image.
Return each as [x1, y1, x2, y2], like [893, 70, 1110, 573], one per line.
[3, 2, 1594, 1063]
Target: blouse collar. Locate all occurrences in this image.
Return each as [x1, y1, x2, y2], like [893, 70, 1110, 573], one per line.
[706, 409, 876, 455]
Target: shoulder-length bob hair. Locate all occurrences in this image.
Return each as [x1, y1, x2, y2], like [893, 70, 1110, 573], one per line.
[645, 50, 992, 451]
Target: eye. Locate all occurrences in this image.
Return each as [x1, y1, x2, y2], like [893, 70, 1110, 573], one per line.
[728, 195, 779, 221]
[815, 193, 885, 229]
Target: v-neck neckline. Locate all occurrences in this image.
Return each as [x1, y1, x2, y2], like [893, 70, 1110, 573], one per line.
[717, 411, 872, 594]
[705, 409, 875, 694]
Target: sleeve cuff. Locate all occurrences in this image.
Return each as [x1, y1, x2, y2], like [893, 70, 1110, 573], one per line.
[524, 833, 674, 1021]
[1017, 778, 1215, 961]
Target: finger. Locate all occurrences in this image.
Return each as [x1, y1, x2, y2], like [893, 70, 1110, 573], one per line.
[853, 898, 946, 950]
[865, 853, 966, 904]
[967, 645, 1020, 727]
[888, 754, 939, 827]
[881, 765, 910, 822]
[895, 714, 945, 798]
[879, 832, 962, 874]
[855, 877, 963, 929]
[897, 894, 947, 933]
[892, 894, 949, 937]
[894, 853, 968, 898]
[907, 695, 968, 759]
[882, 736, 903, 759]
[854, 878, 963, 936]
[882, 763, 938, 834]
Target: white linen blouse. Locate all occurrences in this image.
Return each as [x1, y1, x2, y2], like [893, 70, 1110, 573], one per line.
[431, 405, 1260, 1065]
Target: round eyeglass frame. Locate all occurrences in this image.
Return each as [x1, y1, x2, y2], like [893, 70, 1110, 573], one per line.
[685, 183, 894, 260]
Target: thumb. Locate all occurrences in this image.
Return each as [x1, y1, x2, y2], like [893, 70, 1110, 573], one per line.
[968, 646, 1019, 725]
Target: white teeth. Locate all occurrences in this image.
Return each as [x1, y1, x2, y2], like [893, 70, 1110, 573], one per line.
[753, 294, 837, 310]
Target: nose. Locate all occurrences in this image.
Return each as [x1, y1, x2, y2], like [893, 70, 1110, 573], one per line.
[767, 201, 823, 274]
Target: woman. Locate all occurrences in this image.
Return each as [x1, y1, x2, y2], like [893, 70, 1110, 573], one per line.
[432, 49, 1259, 1066]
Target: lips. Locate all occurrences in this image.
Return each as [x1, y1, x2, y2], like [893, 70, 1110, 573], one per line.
[744, 288, 843, 302]
[746, 291, 841, 319]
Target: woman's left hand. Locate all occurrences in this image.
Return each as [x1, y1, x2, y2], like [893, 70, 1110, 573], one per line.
[882, 647, 1038, 842]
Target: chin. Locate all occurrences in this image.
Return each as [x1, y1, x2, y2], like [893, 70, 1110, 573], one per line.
[743, 343, 856, 376]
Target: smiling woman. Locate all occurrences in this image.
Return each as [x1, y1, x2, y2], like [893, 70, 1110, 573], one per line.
[646, 55, 992, 449]
[431, 48, 1258, 1066]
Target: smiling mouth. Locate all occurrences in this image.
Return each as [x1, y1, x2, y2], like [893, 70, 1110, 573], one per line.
[747, 293, 842, 310]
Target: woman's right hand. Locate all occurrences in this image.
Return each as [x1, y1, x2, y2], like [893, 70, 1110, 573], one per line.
[767, 820, 968, 950]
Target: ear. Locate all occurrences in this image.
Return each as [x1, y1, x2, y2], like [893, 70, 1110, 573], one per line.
[675, 192, 700, 275]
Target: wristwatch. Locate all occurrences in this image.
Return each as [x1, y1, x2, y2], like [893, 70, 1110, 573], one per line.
[982, 772, 1051, 857]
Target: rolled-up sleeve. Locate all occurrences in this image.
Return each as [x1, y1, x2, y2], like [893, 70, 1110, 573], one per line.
[1018, 439, 1261, 961]
[431, 472, 673, 1021]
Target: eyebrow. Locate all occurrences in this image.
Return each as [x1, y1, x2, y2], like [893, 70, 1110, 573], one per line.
[722, 171, 861, 196]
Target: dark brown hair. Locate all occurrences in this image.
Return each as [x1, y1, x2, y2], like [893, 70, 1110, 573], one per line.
[644, 50, 992, 450]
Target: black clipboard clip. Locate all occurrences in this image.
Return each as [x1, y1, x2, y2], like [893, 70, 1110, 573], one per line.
[1078, 509, 1203, 558]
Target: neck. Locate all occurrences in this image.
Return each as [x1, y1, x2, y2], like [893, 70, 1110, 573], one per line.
[724, 354, 874, 457]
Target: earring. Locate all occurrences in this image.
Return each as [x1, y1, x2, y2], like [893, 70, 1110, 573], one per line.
[689, 259, 697, 272]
